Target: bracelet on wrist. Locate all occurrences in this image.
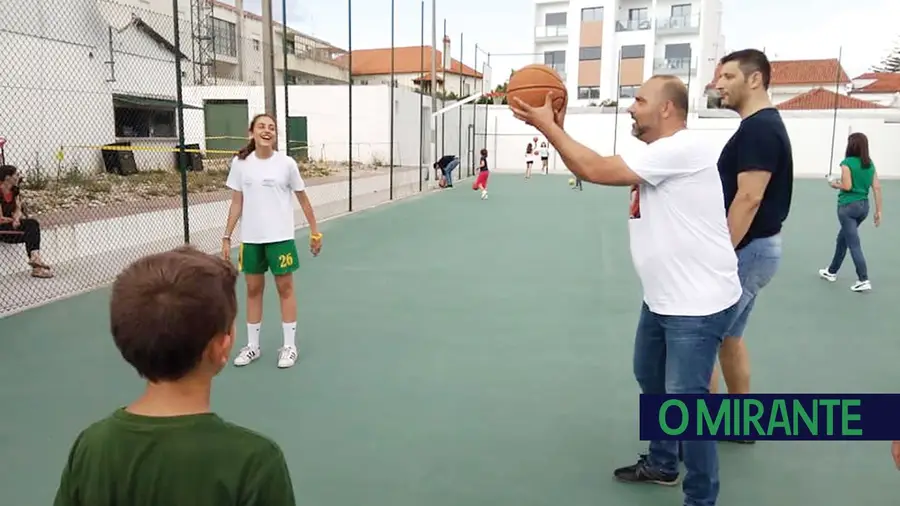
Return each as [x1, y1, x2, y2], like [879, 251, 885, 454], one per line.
[310, 232, 322, 240]
[222, 236, 231, 241]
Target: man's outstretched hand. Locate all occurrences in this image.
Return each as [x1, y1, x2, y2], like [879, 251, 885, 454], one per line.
[509, 92, 566, 132]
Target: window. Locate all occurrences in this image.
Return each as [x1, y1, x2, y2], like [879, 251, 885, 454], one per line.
[619, 85, 640, 98]
[252, 39, 260, 51]
[578, 86, 600, 100]
[620, 45, 645, 59]
[545, 12, 567, 26]
[581, 7, 603, 22]
[543, 50, 566, 74]
[285, 36, 296, 54]
[579, 46, 602, 61]
[113, 98, 176, 139]
[628, 8, 649, 21]
[664, 43, 692, 59]
[212, 18, 236, 57]
[671, 4, 692, 17]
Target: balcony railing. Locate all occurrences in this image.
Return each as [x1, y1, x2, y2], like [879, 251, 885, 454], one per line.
[653, 57, 696, 74]
[656, 14, 700, 34]
[534, 25, 569, 39]
[615, 18, 652, 31]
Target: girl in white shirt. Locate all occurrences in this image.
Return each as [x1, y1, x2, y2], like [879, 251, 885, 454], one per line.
[222, 113, 323, 369]
[538, 142, 550, 174]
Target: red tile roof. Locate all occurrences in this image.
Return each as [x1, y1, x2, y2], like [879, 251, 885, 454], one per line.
[337, 46, 482, 78]
[707, 59, 850, 90]
[776, 88, 885, 110]
[850, 72, 900, 93]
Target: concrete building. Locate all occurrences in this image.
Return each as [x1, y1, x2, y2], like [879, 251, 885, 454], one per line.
[532, 0, 725, 108]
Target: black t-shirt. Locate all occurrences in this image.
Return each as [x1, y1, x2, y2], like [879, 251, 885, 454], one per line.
[718, 108, 793, 250]
[1, 186, 18, 218]
[479, 156, 489, 172]
[435, 155, 455, 168]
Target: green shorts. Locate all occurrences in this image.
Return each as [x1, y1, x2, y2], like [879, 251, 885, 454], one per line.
[238, 239, 300, 276]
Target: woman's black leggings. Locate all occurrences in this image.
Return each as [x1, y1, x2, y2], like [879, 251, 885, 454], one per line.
[0, 218, 42, 257]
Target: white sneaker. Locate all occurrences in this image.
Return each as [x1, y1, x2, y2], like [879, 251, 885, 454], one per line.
[481, 191, 488, 200]
[234, 346, 260, 366]
[850, 280, 872, 292]
[818, 268, 837, 282]
[277, 346, 298, 368]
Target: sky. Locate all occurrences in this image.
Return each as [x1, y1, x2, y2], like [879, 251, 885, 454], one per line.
[228, 0, 896, 86]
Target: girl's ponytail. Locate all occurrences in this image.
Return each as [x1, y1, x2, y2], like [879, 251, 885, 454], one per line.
[236, 139, 256, 160]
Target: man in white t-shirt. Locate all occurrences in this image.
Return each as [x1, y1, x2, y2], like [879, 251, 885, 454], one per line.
[510, 76, 741, 506]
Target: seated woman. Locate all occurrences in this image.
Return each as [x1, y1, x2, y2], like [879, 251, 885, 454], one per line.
[0, 165, 52, 278]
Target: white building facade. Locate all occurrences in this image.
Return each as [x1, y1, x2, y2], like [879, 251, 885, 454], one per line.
[532, 0, 724, 108]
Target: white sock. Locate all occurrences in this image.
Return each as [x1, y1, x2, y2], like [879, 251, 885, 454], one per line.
[247, 323, 261, 349]
[282, 322, 296, 349]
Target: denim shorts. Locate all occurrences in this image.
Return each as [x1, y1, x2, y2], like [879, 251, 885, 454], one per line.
[725, 234, 782, 338]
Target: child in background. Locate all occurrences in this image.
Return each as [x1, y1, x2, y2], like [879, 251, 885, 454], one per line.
[538, 142, 550, 174]
[52, 246, 296, 506]
[473, 148, 490, 200]
[525, 143, 534, 180]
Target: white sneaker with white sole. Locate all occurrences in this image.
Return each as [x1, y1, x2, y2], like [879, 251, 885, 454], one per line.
[277, 346, 298, 368]
[818, 268, 837, 282]
[850, 280, 872, 292]
[234, 346, 261, 366]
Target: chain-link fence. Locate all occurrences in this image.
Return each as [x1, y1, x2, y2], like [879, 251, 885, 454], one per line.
[0, 0, 491, 316]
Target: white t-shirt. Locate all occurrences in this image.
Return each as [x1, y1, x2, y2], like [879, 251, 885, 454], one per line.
[225, 151, 306, 244]
[620, 129, 741, 317]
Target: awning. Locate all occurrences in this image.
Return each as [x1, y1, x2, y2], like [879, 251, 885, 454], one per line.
[113, 94, 203, 110]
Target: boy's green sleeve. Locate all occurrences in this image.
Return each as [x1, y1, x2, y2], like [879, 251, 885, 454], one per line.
[53, 433, 84, 506]
[246, 444, 296, 506]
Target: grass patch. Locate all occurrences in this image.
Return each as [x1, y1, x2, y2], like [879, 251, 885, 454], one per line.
[19, 157, 340, 216]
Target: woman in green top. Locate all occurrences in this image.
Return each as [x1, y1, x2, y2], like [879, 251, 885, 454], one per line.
[819, 132, 883, 292]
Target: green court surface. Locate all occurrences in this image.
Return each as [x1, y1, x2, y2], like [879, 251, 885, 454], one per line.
[1, 175, 897, 506]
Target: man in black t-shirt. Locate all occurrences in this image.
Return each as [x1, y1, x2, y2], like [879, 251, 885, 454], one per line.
[711, 49, 793, 418]
[433, 154, 459, 187]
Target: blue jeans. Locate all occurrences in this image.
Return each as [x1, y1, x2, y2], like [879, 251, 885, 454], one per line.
[828, 199, 869, 281]
[725, 234, 782, 338]
[442, 158, 459, 186]
[634, 301, 738, 506]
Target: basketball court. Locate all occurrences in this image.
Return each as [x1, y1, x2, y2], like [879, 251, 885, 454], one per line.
[0, 175, 896, 505]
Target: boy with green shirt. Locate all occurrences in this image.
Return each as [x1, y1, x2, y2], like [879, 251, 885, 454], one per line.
[53, 246, 296, 506]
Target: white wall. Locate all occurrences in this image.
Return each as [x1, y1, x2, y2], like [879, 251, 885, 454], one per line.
[0, 0, 199, 175]
[1, 0, 120, 174]
[481, 105, 900, 178]
[181, 84, 487, 169]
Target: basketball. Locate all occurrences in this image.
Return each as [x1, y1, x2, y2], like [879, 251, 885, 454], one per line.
[507, 64, 568, 113]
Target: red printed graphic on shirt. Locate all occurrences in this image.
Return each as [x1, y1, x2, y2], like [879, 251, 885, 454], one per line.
[629, 184, 641, 219]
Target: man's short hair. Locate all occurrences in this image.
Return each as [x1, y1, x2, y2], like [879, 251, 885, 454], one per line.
[719, 49, 771, 90]
[110, 245, 238, 382]
[650, 75, 689, 116]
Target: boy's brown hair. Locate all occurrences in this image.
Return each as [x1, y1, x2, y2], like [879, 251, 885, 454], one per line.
[109, 246, 238, 382]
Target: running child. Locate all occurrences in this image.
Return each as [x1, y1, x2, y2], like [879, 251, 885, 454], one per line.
[472, 148, 490, 200]
[52, 246, 296, 506]
[223, 113, 322, 369]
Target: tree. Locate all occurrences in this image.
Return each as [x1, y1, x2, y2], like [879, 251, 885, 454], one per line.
[872, 38, 900, 73]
